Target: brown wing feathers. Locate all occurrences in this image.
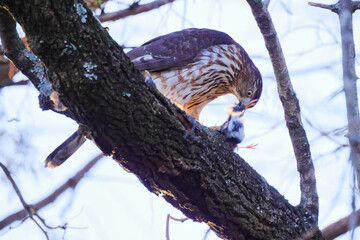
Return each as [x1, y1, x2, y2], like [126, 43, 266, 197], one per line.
[126, 28, 237, 72]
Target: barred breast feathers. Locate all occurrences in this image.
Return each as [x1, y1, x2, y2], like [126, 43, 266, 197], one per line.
[149, 44, 245, 119]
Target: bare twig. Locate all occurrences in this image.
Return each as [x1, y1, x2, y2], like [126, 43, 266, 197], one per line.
[165, 214, 189, 240]
[308, 1, 360, 14]
[0, 154, 104, 230]
[97, 0, 176, 22]
[0, 163, 32, 219]
[0, 8, 54, 110]
[321, 209, 360, 240]
[0, 162, 50, 239]
[168, 215, 188, 222]
[245, 0, 319, 229]
[203, 228, 211, 240]
[165, 214, 170, 240]
[308, 2, 341, 13]
[0, 79, 29, 88]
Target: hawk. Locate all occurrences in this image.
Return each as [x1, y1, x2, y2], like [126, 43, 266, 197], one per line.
[128, 28, 262, 120]
[45, 28, 262, 168]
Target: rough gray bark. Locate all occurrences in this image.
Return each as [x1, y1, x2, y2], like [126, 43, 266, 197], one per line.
[338, 0, 360, 191]
[245, 0, 319, 234]
[0, 0, 324, 239]
[0, 8, 54, 109]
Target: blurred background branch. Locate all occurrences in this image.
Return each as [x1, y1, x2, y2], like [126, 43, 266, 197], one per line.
[97, 0, 177, 22]
[310, 0, 360, 205]
[321, 209, 360, 240]
[0, 154, 103, 231]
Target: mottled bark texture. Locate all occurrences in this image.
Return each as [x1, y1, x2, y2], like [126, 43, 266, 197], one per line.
[0, 8, 54, 109]
[1, 1, 323, 239]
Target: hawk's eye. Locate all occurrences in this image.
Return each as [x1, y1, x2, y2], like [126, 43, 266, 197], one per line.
[246, 90, 253, 97]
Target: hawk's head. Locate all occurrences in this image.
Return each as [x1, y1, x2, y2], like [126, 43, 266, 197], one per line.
[234, 55, 263, 112]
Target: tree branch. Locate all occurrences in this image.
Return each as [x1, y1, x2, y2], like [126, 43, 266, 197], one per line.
[0, 8, 54, 110]
[97, 0, 176, 23]
[0, 154, 103, 230]
[310, 0, 360, 189]
[245, 0, 319, 233]
[308, 1, 360, 14]
[0, 163, 33, 218]
[1, 1, 324, 239]
[165, 214, 189, 240]
[0, 79, 29, 88]
[338, 0, 360, 190]
[0, 0, 176, 94]
[321, 209, 360, 240]
[308, 2, 341, 14]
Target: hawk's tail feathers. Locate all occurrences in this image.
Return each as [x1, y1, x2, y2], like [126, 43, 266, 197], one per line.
[45, 131, 86, 168]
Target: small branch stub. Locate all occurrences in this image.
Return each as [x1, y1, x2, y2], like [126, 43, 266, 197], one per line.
[308, 1, 360, 14]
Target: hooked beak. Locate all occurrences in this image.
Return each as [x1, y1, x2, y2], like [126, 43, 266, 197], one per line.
[233, 99, 259, 113]
[233, 102, 246, 112]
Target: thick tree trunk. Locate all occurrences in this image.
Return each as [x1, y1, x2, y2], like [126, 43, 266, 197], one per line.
[1, 1, 323, 239]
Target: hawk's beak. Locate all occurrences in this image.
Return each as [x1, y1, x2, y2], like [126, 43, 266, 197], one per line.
[233, 102, 246, 112]
[234, 98, 250, 112]
[233, 99, 258, 113]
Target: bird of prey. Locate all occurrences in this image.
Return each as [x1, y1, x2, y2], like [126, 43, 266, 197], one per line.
[45, 28, 262, 168]
[127, 28, 262, 120]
